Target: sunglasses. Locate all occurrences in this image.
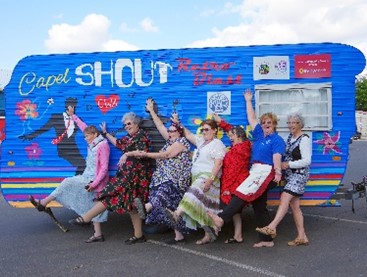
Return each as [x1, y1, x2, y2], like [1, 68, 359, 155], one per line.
[167, 129, 178, 133]
[261, 121, 273, 125]
[200, 128, 211, 133]
[124, 122, 132, 127]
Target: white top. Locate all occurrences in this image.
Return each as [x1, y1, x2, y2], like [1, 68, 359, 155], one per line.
[288, 135, 312, 169]
[191, 136, 226, 176]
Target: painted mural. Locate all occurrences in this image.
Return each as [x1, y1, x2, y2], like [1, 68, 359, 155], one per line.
[0, 43, 365, 208]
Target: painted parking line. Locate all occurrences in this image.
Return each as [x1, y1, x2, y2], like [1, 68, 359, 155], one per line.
[303, 213, 367, 224]
[148, 240, 286, 277]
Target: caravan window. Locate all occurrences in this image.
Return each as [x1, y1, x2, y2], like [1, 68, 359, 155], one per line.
[255, 83, 332, 131]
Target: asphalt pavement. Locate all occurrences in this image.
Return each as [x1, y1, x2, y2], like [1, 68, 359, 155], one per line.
[1, 140, 367, 277]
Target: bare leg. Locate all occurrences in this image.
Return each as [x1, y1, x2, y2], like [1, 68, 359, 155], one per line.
[130, 211, 144, 238]
[232, 213, 243, 242]
[267, 192, 294, 230]
[289, 197, 308, 240]
[93, 222, 103, 237]
[174, 229, 184, 241]
[39, 195, 56, 207]
[207, 211, 224, 230]
[82, 202, 107, 222]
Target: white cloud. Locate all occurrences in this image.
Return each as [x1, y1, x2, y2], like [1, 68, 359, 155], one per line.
[102, 40, 139, 51]
[139, 17, 159, 33]
[45, 13, 138, 53]
[188, 0, 367, 74]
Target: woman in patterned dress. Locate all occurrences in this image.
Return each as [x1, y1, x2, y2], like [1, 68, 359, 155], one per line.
[256, 113, 311, 246]
[29, 108, 110, 243]
[69, 112, 153, 245]
[131, 98, 192, 244]
[168, 117, 226, 245]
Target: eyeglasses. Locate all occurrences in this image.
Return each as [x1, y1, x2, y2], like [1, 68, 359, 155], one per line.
[287, 121, 300, 125]
[200, 128, 211, 133]
[124, 122, 132, 127]
[167, 129, 178, 133]
[261, 121, 273, 125]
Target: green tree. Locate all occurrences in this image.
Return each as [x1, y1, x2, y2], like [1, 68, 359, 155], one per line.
[356, 75, 367, 111]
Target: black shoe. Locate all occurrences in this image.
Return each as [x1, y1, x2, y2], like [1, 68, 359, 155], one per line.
[134, 198, 146, 220]
[68, 216, 90, 226]
[85, 235, 105, 243]
[29, 195, 46, 212]
[124, 235, 147, 245]
[164, 238, 186, 245]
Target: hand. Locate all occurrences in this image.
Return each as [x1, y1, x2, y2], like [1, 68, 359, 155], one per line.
[67, 105, 75, 116]
[118, 154, 128, 167]
[273, 173, 282, 183]
[281, 162, 289, 170]
[100, 122, 107, 133]
[243, 88, 253, 102]
[222, 190, 231, 196]
[146, 98, 154, 113]
[212, 113, 221, 123]
[171, 112, 180, 124]
[203, 178, 212, 193]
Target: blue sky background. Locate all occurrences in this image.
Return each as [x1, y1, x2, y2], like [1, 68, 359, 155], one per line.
[1, 0, 367, 87]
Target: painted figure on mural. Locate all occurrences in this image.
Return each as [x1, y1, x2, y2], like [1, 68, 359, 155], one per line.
[19, 97, 86, 174]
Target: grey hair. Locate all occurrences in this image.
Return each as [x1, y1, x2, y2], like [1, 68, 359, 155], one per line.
[230, 126, 247, 141]
[287, 113, 305, 128]
[122, 112, 141, 125]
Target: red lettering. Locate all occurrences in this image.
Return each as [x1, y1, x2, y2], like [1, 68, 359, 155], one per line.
[177, 58, 191, 72]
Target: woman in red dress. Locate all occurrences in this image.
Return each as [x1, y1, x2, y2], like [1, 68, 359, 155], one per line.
[213, 113, 251, 243]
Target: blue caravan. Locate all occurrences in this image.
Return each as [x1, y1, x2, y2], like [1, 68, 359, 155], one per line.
[0, 43, 365, 208]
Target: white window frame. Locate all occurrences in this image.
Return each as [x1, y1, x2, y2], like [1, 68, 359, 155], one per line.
[255, 82, 332, 131]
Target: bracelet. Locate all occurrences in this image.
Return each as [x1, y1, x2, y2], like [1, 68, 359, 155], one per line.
[209, 174, 216, 181]
[275, 169, 282, 174]
[101, 132, 107, 137]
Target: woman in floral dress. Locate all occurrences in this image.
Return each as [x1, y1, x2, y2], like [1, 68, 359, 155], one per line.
[132, 98, 192, 244]
[70, 112, 152, 245]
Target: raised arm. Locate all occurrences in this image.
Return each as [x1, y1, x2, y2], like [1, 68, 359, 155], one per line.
[171, 112, 196, 145]
[243, 89, 258, 130]
[100, 121, 117, 147]
[146, 98, 169, 140]
[212, 113, 232, 132]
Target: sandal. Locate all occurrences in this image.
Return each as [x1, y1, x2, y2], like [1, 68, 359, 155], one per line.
[225, 238, 243, 244]
[255, 226, 277, 238]
[287, 238, 309, 246]
[29, 195, 46, 212]
[195, 236, 213, 245]
[68, 216, 90, 226]
[85, 235, 105, 243]
[124, 235, 147, 245]
[134, 198, 146, 220]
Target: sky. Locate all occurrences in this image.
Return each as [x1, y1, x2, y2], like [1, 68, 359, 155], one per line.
[1, 0, 367, 87]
